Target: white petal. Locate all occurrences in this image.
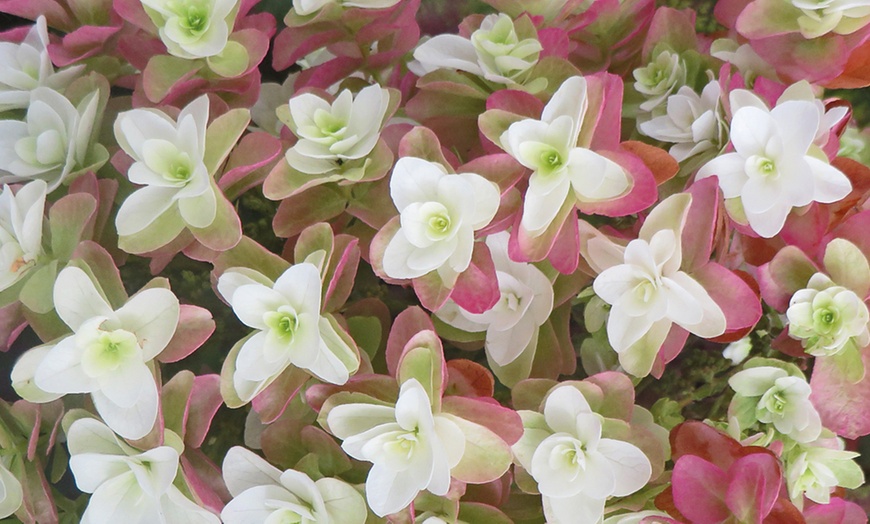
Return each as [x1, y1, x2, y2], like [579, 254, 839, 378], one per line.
[413, 34, 483, 76]
[521, 173, 570, 234]
[69, 454, 129, 493]
[543, 492, 606, 524]
[221, 446, 282, 497]
[273, 263, 322, 313]
[178, 184, 217, 228]
[115, 288, 180, 361]
[364, 464, 422, 517]
[695, 153, 748, 199]
[53, 266, 114, 332]
[327, 404, 397, 440]
[807, 156, 851, 203]
[115, 186, 178, 236]
[33, 337, 94, 394]
[543, 386, 592, 434]
[595, 439, 652, 496]
[390, 157, 446, 211]
[91, 378, 159, 440]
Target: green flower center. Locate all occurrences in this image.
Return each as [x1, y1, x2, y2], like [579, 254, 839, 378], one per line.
[81, 328, 140, 377]
[812, 306, 839, 333]
[263, 306, 299, 342]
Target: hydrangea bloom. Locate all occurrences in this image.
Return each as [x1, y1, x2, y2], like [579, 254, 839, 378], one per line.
[696, 88, 851, 237]
[12, 266, 180, 439]
[413, 13, 542, 85]
[217, 262, 359, 402]
[0, 180, 45, 292]
[221, 446, 366, 524]
[784, 435, 864, 505]
[512, 386, 651, 523]
[790, 0, 870, 38]
[382, 156, 499, 282]
[326, 378, 466, 517]
[0, 16, 82, 112]
[67, 418, 219, 523]
[140, 0, 239, 59]
[633, 50, 687, 113]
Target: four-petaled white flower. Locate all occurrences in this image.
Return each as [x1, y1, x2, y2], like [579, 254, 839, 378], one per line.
[221, 446, 366, 524]
[0, 16, 83, 112]
[67, 418, 219, 524]
[787, 272, 870, 357]
[217, 263, 359, 402]
[512, 386, 652, 524]
[499, 76, 630, 237]
[0, 180, 46, 292]
[413, 13, 542, 85]
[383, 156, 500, 283]
[435, 232, 553, 367]
[638, 80, 726, 162]
[0, 86, 101, 191]
[729, 366, 823, 443]
[588, 194, 726, 376]
[696, 88, 851, 238]
[0, 460, 22, 520]
[293, 0, 401, 16]
[12, 266, 180, 439]
[114, 95, 216, 237]
[284, 85, 392, 175]
[141, 0, 238, 59]
[326, 378, 466, 517]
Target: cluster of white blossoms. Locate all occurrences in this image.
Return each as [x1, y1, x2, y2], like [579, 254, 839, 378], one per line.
[141, 0, 238, 59]
[790, 0, 870, 38]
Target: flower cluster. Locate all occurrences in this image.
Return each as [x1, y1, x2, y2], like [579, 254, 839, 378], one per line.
[0, 1, 870, 523]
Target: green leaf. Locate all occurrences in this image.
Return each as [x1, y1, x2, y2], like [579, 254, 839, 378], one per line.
[824, 238, 870, 297]
[18, 261, 58, 314]
[206, 40, 249, 78]
[143, 55, 203, 104]
[204, 108, 251, 176]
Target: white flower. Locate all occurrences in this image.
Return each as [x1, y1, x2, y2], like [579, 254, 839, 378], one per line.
[221, 446, 366, 524]
[284, 85, 392, 175]
[326, 379, 466, 517]
[710, 38, 778, 84]
[114, 95, 216, 237]
[413, 13, 542, 85]
[784, 436, 864, 505]
[12, 266, 180, 439]
[602, 510, 672, 524]
[141, 0, 238, 59]
[293, 0, 401, 16]
[67, 418, 219, 524]
[633, 50, 687, 113]
[638, 80, 726, 162]
[696, 88, 851, 238]
[729, 366, 822, 442]
[723, 336, 753, 365]
[0, 180, 46, 292]
[0, 460, 22, 520]
[435, 232, 553, 367]
[512, 386, 652, 524]
[590, 195, 726, 376]
[500, 76, 630, 236]
[217, 263, 359, 402]
[0, 16, 83, 112]
[0, 86, 101, 191]
[383, 157, 499, 282]
[790, 0, 870, 38]
[787, 273, 870, 357]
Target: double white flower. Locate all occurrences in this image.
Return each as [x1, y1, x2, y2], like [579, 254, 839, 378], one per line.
[435, 232, 553, 368]
[0, 16, 82, 112]
[293, 0, 401, 16]
[67, 418, 219, 524]
[413, 13, 542, 85]
[0, 180, 46, 293]
[729, 366, 822, 443]
[0, 86, 101, 191]
[500, 76, 630, 237]
[326, 379, 466, 517]
[141, 0, 238, 59]
[114, 95, 216, 238]
[383, 157, 499, 282]
[284, 85, 392, 175]
[12, 266, 179, 439]
[696, 87, 851, 238]
[218, 263, 359, 402]
[512, 386, 652, 523]
[221, 446, 366, 524]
